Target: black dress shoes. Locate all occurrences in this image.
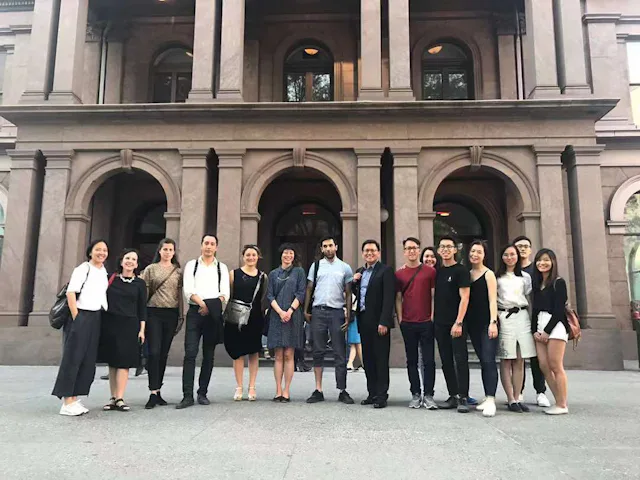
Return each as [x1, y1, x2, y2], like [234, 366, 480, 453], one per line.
[361, 397, 375, 405]
[373, 401, 388, 409]
[175, 397, 195, 409]
[197, 394, 211, 405]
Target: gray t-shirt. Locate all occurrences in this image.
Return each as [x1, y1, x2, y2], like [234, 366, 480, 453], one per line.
[307, 258, 354, 309]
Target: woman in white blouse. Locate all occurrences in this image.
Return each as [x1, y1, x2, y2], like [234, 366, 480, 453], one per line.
[496, 244, 536, 413]
[52, 239, 109, 416]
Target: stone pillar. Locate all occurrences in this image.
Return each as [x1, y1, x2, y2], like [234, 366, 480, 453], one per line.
[497, 34, 518, 99]
[104, 28, 128, 104]
[240, 212, 260, 251]
[164, 212, 181, 243]
[552, 0, 590, 96]
[533, 147, 570, 280]
[341, 212, 358, 269]
[516, 212, 542, 255]
[358, 0, 384, 100]
[217, 0, 245, 101]
[29, 151, 74, 326]
[82, 24, 103, 104]
[565, 146, 615, 328]
[61, 213, 90, 286]
[522, 0, 560, 98]
[187, 0, 218, 102]
[392, 150, 419, 269]
[387, 0, 413, 100]
[0, 151, 44, 326]
[216, 150, 244, 268]
[20, 0, 58, 102]
[178, 150, 209, 264]
[418, 212, 435, 250]
[356, 149, 381, 250]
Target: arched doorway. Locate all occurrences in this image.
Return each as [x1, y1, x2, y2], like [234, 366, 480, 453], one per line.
[284, 42, 334, 102]
[434, 200, 488, 265]
[89, 170, 168, 271]
[258, 169, 342, 270]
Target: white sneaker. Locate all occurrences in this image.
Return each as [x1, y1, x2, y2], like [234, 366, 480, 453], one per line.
[59, 402, 84, 416]
[476, 398, 488, 411]
[545, 405, 569, 415]
[75, 400, 89, 414]
[537, 393, 551, 408]
[482, 398, 496, 417]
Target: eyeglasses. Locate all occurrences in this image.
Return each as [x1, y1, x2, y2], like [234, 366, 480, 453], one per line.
[363, 249, 379, 254]
[404, 247, 420, 251]
[439, 245, 455, 251]
[515, 244, 531, 249]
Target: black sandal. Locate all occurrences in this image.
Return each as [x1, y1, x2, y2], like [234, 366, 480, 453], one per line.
[114, 398, 131, 412]
[103, 397, 116, 411]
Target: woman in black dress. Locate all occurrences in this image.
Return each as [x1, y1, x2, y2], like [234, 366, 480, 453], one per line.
[225, 245, 267, 402]
[98, 248, 147, 412]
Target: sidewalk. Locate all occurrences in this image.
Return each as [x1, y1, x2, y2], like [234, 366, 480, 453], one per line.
[0, 366, 638, 479]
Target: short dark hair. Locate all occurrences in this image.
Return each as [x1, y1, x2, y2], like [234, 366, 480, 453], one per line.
[496, 243, 522, 278]
[201, 234, 219, 244]
[152, 238, 180, 267]
[278, 243, 300, 267]
[533, 248, 559, 289]
[512, 235, 532, 246]
[469, 239, 488, 253]
[86, 239, 109, 260]
[402, 237, 421, 247]
[116, 248, 141, 275]
[320, 235, 338, 246]
[361, 239, 381, 251]
[241, 244, 262, 257]
[438, 235, 457, 246]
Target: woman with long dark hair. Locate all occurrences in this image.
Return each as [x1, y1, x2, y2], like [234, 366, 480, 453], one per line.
[266, 243, 306, 402]
[98, 248, 147, 412]
[496, 244, 536, 413]
[421, 246, 440, 269]
[139, 238, 183, 409]
[52, 239, 109, 416]
[532, 248, 570, 415]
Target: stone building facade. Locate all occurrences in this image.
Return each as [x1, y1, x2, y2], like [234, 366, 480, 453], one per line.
[0, 0, 639, 369]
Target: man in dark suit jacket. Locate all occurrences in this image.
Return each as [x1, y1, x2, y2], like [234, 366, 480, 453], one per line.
[353, 239, 395, 408]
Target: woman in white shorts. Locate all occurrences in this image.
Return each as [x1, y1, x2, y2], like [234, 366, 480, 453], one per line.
[496, 244, 536, 413]
[532, 248, 569, 415]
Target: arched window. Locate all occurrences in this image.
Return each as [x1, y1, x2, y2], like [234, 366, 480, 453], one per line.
[624, 193, 640, 301]
[284, 44, 333, 102]
[422, 42, 474, 100]
[151, 47, 193, 103]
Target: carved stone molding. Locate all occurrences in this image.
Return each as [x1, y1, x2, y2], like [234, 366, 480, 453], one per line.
[292, 147, 306, 168]
[120, 149, 134, 172]
[469, 146, 484, 171]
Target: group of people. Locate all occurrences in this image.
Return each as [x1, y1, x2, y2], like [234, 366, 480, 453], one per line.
[52, 232, 571, 417]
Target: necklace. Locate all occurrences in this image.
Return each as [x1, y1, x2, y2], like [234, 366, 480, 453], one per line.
[119, 274, 135, 283]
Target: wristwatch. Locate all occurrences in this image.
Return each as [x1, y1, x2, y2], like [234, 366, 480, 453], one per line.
[455, 320, 463, 327]
[490, 319, 498, 325]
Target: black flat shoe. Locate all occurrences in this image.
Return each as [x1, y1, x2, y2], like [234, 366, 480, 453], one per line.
[281, 396, 291, 403]
[373, 401, 387, 409]
[508, 402, 523, 413]
[197, 394, 210, 406]
[518, 402, 530, 413]
[145, 394, 159, 410]
[273, 396, 283, 402]
[361, 397, 375, 406]
[176, 397, 194, 410]
[156, 392, 168, 406]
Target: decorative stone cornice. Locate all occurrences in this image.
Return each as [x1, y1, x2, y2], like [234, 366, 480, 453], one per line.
[0, 1, 34, 13]
[582, 13, 621, 24]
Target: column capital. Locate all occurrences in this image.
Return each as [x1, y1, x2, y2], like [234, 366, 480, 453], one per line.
[6, 150, 41, 170]
[179, 149, 209, 169]
[572, 145, 605, 157]
[42, 150, 75, 169]
[418, 211, 437, 220]
[340, 211, 358, 220]
[516, 211, 541, 222]
[392, 149, 420, 167]
[217, 149, 246, 168]
[355, 148, 382, 167]
[240, 212, 261, 222]
[532, 146, 565, 165]
[64, 212, 91, 224]
[164, 211, 181, 221]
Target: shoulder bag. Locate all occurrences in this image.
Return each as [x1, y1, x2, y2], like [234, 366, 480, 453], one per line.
[224, 272, 265, 329]
[49, 263, 91, 330]
[402, 264, 423, 295]
[553, 278, 581, 349]
[305, 259, 321, 314]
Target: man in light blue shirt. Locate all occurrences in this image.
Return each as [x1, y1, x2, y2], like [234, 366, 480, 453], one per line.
[303, 236, 354, 404]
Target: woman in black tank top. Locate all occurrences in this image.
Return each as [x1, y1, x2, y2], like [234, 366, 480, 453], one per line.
[465, 240, 499, 417]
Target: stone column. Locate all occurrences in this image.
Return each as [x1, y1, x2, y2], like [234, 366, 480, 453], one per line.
[565, 147, 615, 328]
[0, 151, 44, 326]
[533, 147, 570, 279]
[240, 212, 260, 250]
[356, 149, 381, 249]
[497, 34, 518, 99]
[178, 150, 209, 264]
[164, 212, 181, 243]
[61, 213, 90, 286]
[341, 212, 358, 269]
[522, 0, 560, 98]
[29, 151, 74, 326]
[418, 212, 436, 250]
[104, 28, 128, 104]
[387, 0, 413, 100]
[552, 0, 590, 96]
[20, 0, 58, 102]
[217, 0, 245, 101]
[216, 150, 244, 268]
[187, 0, 218, 102]
[392, 150, 419, 269]
[49, 0, 89, 103]
[516, 212, 542, 254]
[358, 0, 384, 100]
[82, 24, 103, 104]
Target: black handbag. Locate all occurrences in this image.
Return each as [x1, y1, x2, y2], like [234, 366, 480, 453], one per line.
[49, 264, 90, 330]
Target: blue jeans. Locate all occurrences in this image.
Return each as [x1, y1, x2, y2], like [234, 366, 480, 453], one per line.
[311, 306, 347, 390]
[467, 323, 499, 397]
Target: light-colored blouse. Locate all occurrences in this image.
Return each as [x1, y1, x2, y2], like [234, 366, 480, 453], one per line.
[66, 262, 108, 311]
[497, 271, 532, 309]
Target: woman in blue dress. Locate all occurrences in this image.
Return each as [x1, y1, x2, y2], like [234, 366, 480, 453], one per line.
[266, 244, 306, 402]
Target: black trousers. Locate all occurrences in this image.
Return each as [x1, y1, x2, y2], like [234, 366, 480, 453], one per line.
[522, 357, 547, 394]
[147, 307, 179, 391]
[400, 321, 436, 397]
[434, 321, 469, 398]
[52, 310, 101, 399]
[360, 324, 391, 402]
[182, 302, 222, 398]
[467, 323, 499, 397]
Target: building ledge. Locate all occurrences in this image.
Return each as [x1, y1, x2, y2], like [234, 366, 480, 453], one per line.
[0, 99, 618, 126]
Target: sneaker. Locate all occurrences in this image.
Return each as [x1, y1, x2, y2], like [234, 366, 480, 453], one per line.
[145, 394, 160, 410]
[482, 398, 497, 417]
[439, 396, 458, 410]
[545, 405, 569, 415]
[518, 402, 530, 413]
[75, 399, 89, 414]
[59, 402, 84, 416]
[476, 398, 488, 411]
[457, 397, 470, 413]
[338, 390, 354, 404]
[409, 394, 422, 409]
[361, 397, 375, 406]
[537, 393, 551, 408]
[306, 390, 325, 404]
[467, 397, 478, 406]
[175, 397, 195, 410]
[507, 402, 523, 413]
[422, 395, 438, 410]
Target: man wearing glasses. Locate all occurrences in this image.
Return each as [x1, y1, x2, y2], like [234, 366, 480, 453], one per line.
[513, 236, 551, 408]
[433, 236, 471, 412]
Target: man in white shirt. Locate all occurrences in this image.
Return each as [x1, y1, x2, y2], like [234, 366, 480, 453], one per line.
[177, 234, 230, 409]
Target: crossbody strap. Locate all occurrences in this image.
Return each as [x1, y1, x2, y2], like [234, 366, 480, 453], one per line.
[148, 266, 178, 302]
[77, 263, 91, 298]
[402, 264, 423, 295]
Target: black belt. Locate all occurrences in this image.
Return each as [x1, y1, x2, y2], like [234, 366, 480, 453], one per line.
[313, 305, 341, 311]
[499, 307, 524, 318]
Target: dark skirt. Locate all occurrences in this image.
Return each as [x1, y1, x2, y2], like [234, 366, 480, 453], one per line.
[97, 312, 141, 369]
[224, 308, 264, 360]
[52, 309, 101, 399]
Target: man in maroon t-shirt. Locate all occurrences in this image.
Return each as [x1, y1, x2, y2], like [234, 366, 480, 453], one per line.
[395, 237, 437, 410]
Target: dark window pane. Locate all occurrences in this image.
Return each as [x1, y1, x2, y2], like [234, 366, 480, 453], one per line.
[175, 73, 192, 103]
[312, 73, 331, 101]
[446, 72, 468, 100]
[153, 73, 173, 103]
[423, 72, 443, 100]
[286, 73, 306, 102]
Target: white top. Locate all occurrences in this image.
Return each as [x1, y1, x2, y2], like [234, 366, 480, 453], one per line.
[183, 256, 230, 305]
[497, 271, 532, 309]
[66, 262, 109, 311]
